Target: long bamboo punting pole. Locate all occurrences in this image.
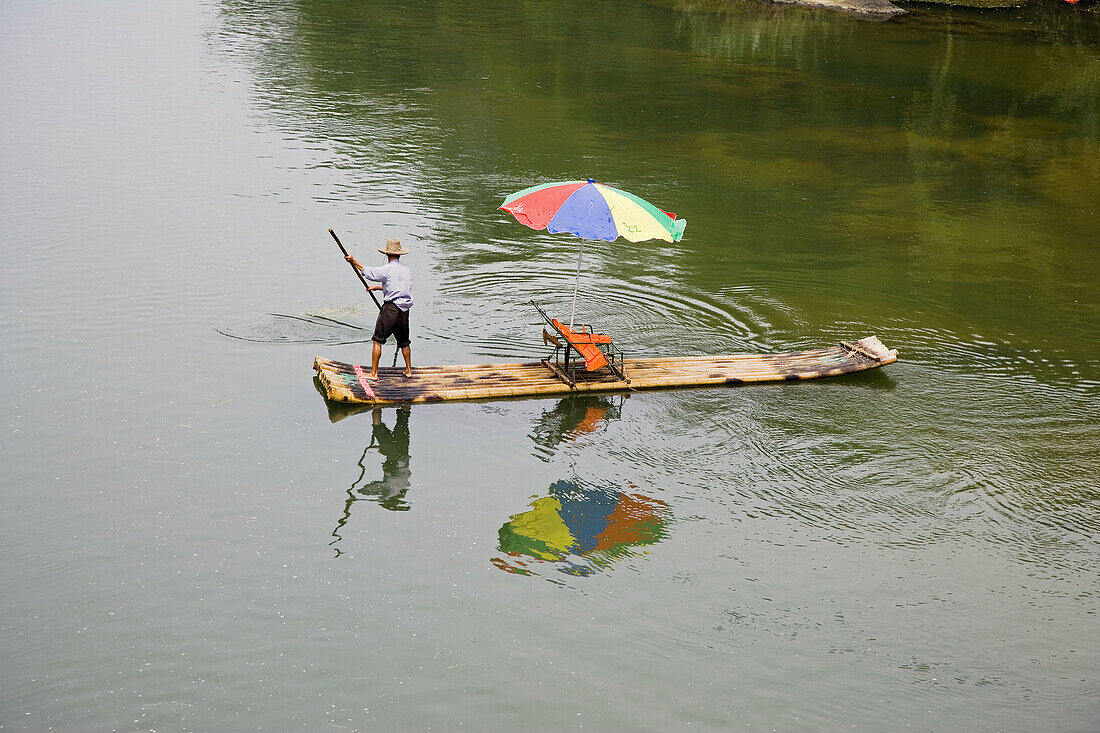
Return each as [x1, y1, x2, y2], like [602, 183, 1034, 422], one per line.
[329, 228, 382, 312]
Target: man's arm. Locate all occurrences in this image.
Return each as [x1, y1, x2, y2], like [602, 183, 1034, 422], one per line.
[345, 255, 383, 290]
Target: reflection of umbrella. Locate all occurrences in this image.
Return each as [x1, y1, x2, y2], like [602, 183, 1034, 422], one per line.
[500, 180, 686, 326]
[494, 480, 669, 576]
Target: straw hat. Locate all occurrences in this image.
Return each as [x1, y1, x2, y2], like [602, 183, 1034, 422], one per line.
[378, 238, 410, 256]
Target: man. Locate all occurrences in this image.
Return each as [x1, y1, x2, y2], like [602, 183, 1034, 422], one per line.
[345, 238, 413, 380]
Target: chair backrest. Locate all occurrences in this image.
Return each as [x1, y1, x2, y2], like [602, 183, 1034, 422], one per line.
[549, 318, 609, 372]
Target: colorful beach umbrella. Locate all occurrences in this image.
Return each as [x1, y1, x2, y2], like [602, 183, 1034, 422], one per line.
[492, 480, 670, 576]
[499, 179, 686, 244]
[499, 180, 686, 327]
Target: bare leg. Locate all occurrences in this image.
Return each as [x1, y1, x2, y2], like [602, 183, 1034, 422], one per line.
[401, 346, 412, 377]
[369, 340, 382, 379]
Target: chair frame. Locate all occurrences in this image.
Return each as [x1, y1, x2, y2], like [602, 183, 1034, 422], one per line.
[532, 301, 627, 386]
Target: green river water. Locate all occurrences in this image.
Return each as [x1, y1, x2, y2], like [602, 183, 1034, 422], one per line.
[2, 0, 1097, 730]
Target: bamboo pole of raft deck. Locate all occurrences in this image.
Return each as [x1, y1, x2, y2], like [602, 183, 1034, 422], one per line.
[317, 347, 890, 382]
[314, 337, 897, 405]
[317, 351, 887, 383]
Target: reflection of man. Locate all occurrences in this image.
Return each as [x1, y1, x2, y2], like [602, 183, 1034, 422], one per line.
[357, 406, 411, 511]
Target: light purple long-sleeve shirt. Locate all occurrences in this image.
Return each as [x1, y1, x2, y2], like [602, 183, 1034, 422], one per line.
[358, 259, 413, 311]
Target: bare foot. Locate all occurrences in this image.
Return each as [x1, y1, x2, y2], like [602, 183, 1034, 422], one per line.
[404, 371, 413, 378]
[365, 373, 379, 382]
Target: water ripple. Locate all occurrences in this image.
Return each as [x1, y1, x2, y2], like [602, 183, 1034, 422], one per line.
[216, 309, 372, 344]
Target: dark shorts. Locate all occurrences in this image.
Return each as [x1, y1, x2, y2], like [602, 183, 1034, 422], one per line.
[372, 301, 411, 348]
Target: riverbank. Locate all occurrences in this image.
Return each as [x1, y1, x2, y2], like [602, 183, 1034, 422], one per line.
[770, 0, 1055, 18]
[770, 0, 906, 16]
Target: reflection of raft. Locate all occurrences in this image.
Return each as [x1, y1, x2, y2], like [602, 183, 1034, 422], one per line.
[314, 335, 897, 405]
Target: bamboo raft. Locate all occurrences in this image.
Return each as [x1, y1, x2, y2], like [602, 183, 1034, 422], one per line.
[314, 335, 897, 405]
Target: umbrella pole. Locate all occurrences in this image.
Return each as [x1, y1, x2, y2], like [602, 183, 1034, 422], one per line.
[569, 240, 584, 330]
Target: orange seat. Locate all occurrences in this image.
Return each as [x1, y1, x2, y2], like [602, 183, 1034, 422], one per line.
[550, 319, 610, 371]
